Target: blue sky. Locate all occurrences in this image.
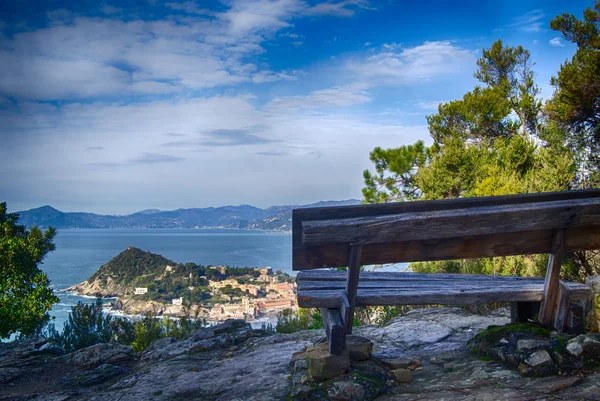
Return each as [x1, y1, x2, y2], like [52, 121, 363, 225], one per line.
[0, 0, 590, 214]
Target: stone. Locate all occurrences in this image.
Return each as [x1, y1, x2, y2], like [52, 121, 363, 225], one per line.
[294, 359, 307, 371]
[430, 357, 437, 364]
[566, 335, 600, 359]
[390, 368, 412, 382]
[300, 375, 310, 384]
[566, 341, 584, 357]
[470, 367, 489, 380]
[346, 336, 373, 361]
[520, 350, 556, 376]
[525, 350, 553, 367]
[305, 342, 350, 380]
[379, 358, 412, 370]
[69, 343, 135, 369]
[407, 359, 421, 371]
[328, 380, 366, 400]
[517, 339, 546, 352]
[38, 343, 66, 356]
[73, 364, 127, 387]
[212, 319, 249, 334]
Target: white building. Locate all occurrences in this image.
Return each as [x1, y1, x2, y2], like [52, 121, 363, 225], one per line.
[135, 287, 148, 295]
[172, 297, 183, 305]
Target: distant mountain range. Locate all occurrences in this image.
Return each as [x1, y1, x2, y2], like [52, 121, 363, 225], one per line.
[15, 200, 361, 231]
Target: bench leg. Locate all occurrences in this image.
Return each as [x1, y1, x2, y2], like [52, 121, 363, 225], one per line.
[511, 301, 540, 323]
[344, 245, 363, 334]
[322, 308, 346, 355]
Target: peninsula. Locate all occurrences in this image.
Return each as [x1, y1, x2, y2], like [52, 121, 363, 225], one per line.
[66, 247, 297, 321]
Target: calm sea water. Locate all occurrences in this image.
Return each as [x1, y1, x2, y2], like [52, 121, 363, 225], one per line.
[42, 228, 292, 331]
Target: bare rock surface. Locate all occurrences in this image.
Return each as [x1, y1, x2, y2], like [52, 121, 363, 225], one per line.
[2, 310, 600, 401]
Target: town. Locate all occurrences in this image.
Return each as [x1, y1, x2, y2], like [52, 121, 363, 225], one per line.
[131, 265, 298, 322]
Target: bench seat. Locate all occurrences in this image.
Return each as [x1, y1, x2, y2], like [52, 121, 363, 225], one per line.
[297, 270, 592, 308]
[292, 190, 600, 354]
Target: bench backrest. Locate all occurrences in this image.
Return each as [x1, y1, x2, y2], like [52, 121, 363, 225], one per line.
[292, 189, 600, 271]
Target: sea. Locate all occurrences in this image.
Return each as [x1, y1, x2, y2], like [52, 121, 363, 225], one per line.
[42, 228, 293, 331]
[37, 227, 408, 334]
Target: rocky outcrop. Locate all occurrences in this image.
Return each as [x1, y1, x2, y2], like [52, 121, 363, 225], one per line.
[3, 309, 600, 401]
[64, 276, 126, 297]
[468, 321, 600, 376]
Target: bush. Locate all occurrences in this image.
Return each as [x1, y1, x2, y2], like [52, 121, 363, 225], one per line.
[48, 301, 207, 353]
[50, 299, 114, 352]
[275, 308, 323, 333]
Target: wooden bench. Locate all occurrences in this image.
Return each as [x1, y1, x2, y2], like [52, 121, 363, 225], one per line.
[292, 190, 600, 355]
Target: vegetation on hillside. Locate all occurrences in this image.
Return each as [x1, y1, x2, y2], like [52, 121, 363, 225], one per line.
[81, 246, 292, 306]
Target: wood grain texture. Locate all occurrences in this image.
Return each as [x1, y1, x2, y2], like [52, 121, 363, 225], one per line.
[293, 190, 600, 271]
[553, 282, 571, 332]
[540, 230, 566, 326]
[293, 226, 600, 270]
[322, 308, 345, 355]
[344, 245, 362, 334]
[302, 198, 600, 246]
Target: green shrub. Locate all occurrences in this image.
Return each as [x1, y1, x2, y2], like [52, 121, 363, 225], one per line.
[275, 308, 323, 333]
[47, 301, 207, 353]
[51, 299, 113, 352]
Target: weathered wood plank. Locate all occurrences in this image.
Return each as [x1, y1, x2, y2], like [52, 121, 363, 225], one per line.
[293, 190, 600, 272]
[302, 198, 600, 246]
[297, 281, 591, 308]
[298, 271, 548, 282]
[322, 308, 345, 355]
[293, 225, 600, 270]
[344, 245, 362, 334]
[553, 281, 570, 331]
[540, 230, 566, 326]
[294, 189, 600, 224]
[298, 288, 552, 308]
[298, 279, 550, 287]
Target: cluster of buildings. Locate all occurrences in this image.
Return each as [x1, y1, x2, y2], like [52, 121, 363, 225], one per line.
[132, 265, 298, 322]
[208, 279, 261, 296]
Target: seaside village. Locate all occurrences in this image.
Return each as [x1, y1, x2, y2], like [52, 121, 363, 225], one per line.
[132, 265, 297, 322]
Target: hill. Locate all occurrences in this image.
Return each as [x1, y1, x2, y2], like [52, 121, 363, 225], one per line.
[65, 247, 176, 297]
[16, 200, 360, 230]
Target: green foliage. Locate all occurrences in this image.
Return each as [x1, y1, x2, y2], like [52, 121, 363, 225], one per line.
[361, 39, 581, 278]
[49, 299, 115, 352]
[546, 1, 600, 188]
[89, 247, 174, 285]
[362, 141, 427, 203]
[0, 202, 59, 338]
[129, 314, 164, 352]
[275, 308, 323, 333]
[48, 301, 206, 353]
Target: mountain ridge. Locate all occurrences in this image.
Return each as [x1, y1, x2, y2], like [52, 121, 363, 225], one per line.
[15, 199, 361, 231]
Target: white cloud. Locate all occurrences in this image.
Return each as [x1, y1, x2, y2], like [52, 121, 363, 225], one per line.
[266, 84, 372, 110]
[0, 0, 331, 101]
[0, 94, 428, 212]
[549, 37, 565, 47]
[251, 69, 304, 83]
[165, 2, 212, 15]
[305, 0, 372, 17]
[509, 10, 545, 32]
[348, 41, 475, 85]
[415, 100, 446, 110]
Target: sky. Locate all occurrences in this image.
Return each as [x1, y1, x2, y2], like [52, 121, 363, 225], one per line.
[0, 0, 591, 214]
